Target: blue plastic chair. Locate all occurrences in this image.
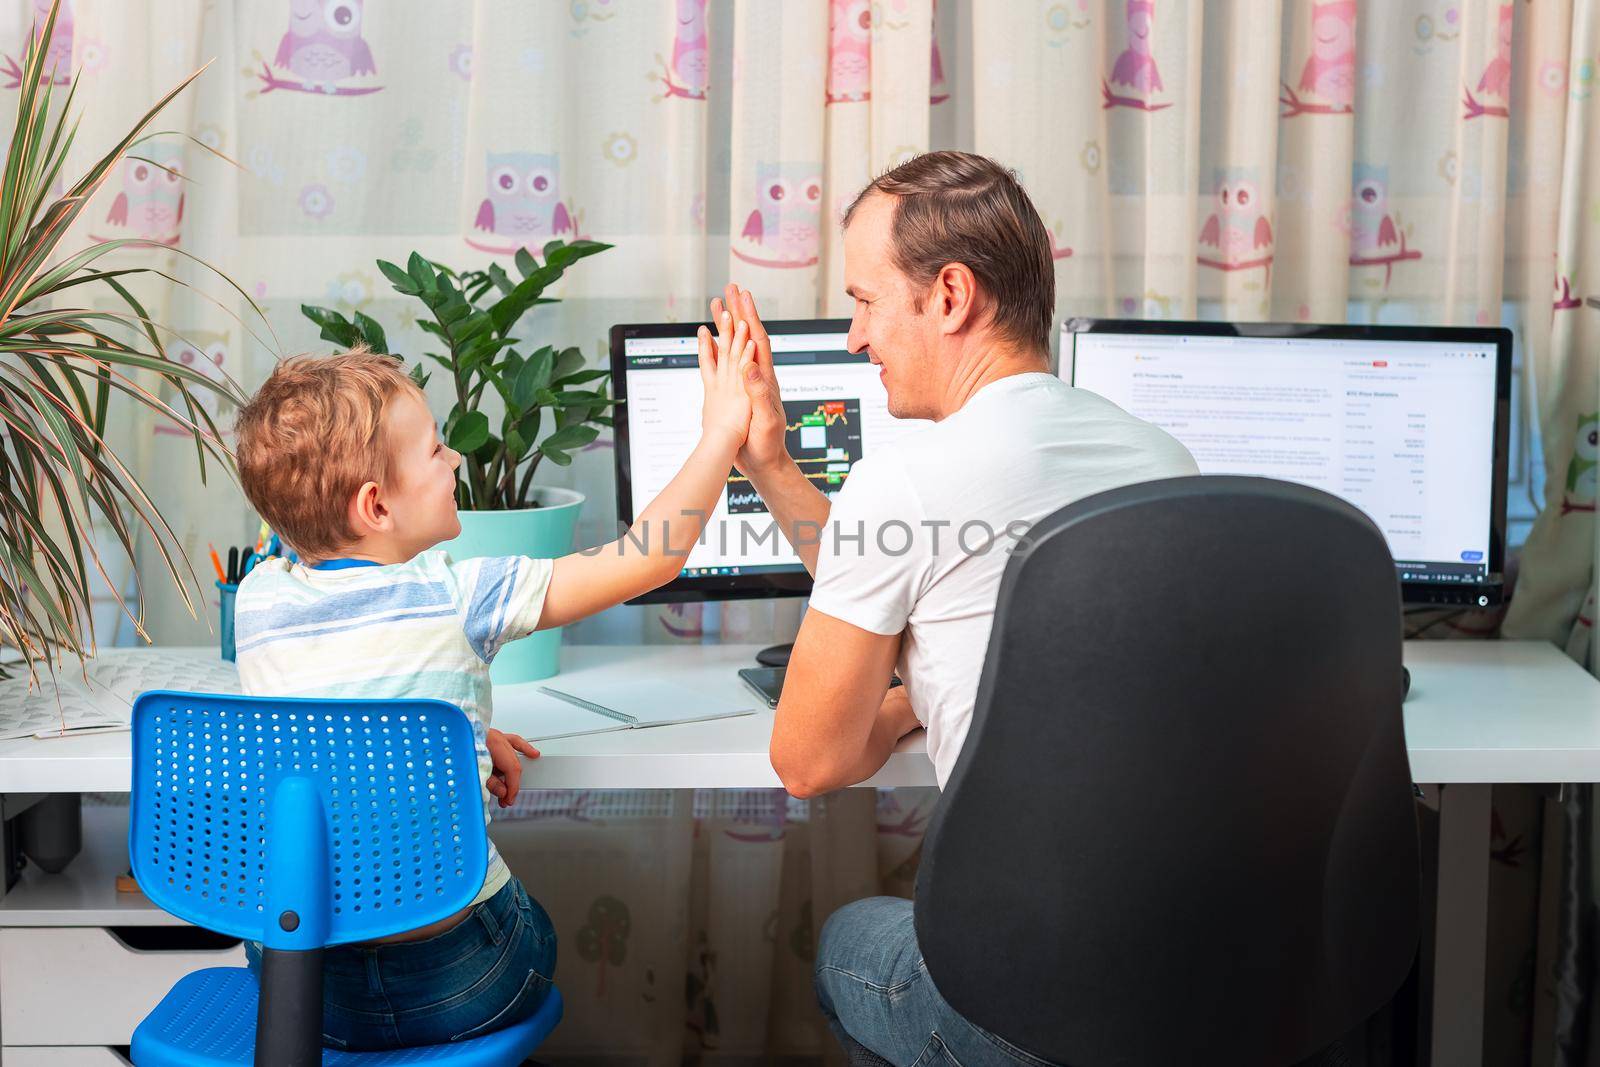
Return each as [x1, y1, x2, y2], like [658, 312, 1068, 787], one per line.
[126, 692, 562, 1066]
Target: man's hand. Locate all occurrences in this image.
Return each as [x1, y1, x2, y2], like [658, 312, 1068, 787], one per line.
[717, 284, 789, 478]
[699, 306, 755, 448]
[485, 728, 540, 808]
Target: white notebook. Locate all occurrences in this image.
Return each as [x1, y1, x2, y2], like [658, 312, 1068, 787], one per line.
[517, 679, 755, 741]
[0, 650, 241, 741]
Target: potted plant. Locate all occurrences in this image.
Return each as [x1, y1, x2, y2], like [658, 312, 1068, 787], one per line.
[300, 240, 614, 682]
[1, 1, 244, 684]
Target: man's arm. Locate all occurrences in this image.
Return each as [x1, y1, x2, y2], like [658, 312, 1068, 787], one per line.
[769, 607, 922, 797]
[721, 285, 831, 576]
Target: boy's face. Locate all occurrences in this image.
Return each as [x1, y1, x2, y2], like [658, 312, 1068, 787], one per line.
[382, 389, 463, 555]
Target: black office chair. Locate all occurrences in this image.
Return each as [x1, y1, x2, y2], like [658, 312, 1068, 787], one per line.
[914, 476, 1420, 1067]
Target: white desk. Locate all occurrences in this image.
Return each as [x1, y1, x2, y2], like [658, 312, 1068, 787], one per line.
[0, 640, 1595, 793]
[0, 639, 1594, 1067]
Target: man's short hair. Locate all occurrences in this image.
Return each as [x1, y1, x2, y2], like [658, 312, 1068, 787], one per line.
[234, 347, 422, 560]
[843, 151, 1056, 354]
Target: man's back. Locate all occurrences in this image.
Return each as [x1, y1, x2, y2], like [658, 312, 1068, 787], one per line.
[808, 372, 1198, 787]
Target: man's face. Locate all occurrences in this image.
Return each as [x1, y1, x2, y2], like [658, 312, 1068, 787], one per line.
[843, 193, 941, 421]
[379, 389, 463, 555]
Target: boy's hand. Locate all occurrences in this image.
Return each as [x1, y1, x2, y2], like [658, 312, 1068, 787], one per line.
[717, 284, 790, 479]
[699, 307, 755, 450]
[485, 728, 540, 808]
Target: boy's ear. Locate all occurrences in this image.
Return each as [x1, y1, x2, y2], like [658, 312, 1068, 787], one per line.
[349, 479, 392, 537]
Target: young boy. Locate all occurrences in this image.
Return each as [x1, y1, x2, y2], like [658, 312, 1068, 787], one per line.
[230, 312, 756, 1050]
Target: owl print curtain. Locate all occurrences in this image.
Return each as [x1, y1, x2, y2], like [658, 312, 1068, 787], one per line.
[3, 0, 1599, 1061]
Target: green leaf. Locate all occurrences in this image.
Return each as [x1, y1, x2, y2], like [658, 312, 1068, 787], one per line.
[552, 346, 586, 381]
[409, 364, 431, 390]
[513, 246, 538, 278]
[503, 425, 529, 460]
[550, 389, 612, 405]
[352, 311, 388, 355]
[300, 304, 360, 348]
[541, 424, 599, 453]
[377, 258, 417, 295]
[406, 251, 435, 290]
[552, 368, 611, 387]
[513, 349, 552, 408]
[540, 448, 573, 467]
[515, 408, 541, 445]
[447, 410, 490, 453]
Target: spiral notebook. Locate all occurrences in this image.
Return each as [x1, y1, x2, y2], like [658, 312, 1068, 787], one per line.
[518, 679, 755, 742]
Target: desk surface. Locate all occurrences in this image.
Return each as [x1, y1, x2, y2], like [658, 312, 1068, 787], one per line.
[0, 640, 1594, 792]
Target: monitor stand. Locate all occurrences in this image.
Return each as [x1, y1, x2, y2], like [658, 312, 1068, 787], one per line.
[756, 643, 793, 668]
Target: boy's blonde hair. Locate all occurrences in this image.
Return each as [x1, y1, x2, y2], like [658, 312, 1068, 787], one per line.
[234, 347, 425, 560]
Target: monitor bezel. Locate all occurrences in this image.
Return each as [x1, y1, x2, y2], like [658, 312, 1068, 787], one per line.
[1063, 317, 1513, 609]
[610, 319, 854, 605]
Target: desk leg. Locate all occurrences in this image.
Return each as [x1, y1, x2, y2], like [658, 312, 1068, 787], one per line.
[1431, 783, 1491, 1067]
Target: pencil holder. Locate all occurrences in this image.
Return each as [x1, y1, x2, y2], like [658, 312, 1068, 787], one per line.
[216, 580, 238, 662]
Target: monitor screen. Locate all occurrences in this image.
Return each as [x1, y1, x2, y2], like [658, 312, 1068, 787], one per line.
[1064, 319, 1511, 607]
[611, 320, 927, 603]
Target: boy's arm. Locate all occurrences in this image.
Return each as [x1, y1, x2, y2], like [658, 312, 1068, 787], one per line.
[537, 315, 754, 630]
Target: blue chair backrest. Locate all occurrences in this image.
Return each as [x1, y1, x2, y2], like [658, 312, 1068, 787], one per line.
[129, 692, 489, 950]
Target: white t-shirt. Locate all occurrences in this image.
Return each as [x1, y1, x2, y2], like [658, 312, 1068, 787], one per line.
[807, 372, 1199, 788]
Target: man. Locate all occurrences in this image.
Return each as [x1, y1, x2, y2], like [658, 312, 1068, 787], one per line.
[724, 151, 1198, 1064]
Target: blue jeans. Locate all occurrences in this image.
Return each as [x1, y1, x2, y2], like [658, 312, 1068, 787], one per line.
[245, 878, 556, 1051]
[815, 896, 1058, 1067]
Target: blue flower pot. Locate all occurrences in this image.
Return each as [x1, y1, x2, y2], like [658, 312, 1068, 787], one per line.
[439, 487, 584, 683]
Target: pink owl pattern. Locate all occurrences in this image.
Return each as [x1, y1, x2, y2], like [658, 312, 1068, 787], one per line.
[1554, 271, 1582, 311]
[930, 0, 948, 105]
[153, 336, 232, 438]
[255, 0, 383, 98]
[3, 0, 72, 89]
[1345, 165, 1421, 287]
[733, 162, 822, 269]
[91, 143, 185, 246]
[1103, 0, 1172, 111]
[1463, 3, 1512, 119]
[1281, 0, 1355, 116]
[1197, 170, 1274, 278]
[466, 151, 580, 255]
[657, 0, 707, 101]
[827, 0, 871, 104]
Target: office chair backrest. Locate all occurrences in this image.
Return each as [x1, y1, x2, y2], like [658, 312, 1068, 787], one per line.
[129, 692, 489, 949]
[915, 476, 1419, 1067]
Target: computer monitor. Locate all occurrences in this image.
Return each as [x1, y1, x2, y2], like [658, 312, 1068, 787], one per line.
[1063, 319, 1512, 608]
[610, 319, 926, 604]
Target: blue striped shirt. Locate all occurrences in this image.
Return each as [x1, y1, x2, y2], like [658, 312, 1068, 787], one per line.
[234, 550, 554, 905]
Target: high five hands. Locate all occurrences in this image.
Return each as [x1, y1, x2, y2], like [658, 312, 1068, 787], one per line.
[711, 283, 789, 478]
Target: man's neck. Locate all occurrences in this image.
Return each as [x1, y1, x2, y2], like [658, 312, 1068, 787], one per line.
[935, 341, 1051, 420]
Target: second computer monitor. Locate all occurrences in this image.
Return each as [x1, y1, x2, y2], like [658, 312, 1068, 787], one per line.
[611, 319, 925, 604]
[1063, 318, 1512, 608]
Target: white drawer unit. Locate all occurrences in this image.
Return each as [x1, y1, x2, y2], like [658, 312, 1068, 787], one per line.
[0, 926, 243, 1046]
[0, 805, 243, 1055]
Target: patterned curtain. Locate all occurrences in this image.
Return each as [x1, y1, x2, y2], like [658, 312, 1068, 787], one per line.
[4, 0, 1598, 1061]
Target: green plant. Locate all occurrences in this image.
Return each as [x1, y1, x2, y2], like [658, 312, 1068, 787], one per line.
[0, 1, 246, 679]
[300, 240, 616, 511]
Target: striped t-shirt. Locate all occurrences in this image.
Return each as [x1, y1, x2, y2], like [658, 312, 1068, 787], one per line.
[233, 550, 554, 906]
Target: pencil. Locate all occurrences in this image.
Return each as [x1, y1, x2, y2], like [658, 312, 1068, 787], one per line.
[208, 543, 226, 583]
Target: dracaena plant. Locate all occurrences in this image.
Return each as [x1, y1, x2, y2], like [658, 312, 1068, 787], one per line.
[300, 240, 616, 511]
[1, 1, 249, 682]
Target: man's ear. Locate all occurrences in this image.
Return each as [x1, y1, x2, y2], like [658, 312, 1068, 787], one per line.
[348, 479, 391, 537]
[931, 261, 980, 336]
